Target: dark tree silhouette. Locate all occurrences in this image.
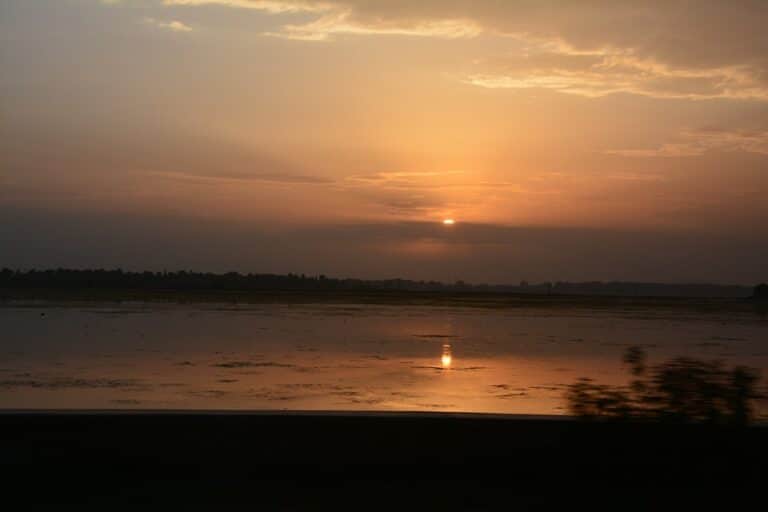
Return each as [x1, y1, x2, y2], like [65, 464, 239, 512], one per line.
[0, 268, 755, 297]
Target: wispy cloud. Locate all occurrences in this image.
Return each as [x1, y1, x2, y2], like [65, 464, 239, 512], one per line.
[346, 172, 527, 195]
[266, 12, 481, 41]
[606, 129, 768, 158]
[147, 170, 333, 184]
[345, 171, 462, 186]
[161, 0, 331, 13]
[464, 51, 768, 101]
[145, 1, 768, 101]
[336, 170, 541, 219]
[161, 0, 480, 40]
[144, 17, 193, 32]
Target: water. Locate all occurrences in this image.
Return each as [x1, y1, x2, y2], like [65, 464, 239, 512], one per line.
[1, 302, 766, 416]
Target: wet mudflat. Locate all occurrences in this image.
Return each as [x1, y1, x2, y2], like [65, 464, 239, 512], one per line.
[2, 301, 766, 418]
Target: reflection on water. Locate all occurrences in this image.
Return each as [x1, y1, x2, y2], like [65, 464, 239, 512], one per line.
[1, 303, 766, 418]
[441, 344, 452, 369]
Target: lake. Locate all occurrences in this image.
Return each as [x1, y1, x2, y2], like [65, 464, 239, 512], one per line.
[2, 302, 766, 418]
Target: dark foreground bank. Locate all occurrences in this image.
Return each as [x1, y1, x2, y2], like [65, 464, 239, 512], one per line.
[2, 411, 766, 507]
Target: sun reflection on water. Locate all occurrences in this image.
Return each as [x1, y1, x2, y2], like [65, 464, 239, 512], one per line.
[441, 344, 452, 368]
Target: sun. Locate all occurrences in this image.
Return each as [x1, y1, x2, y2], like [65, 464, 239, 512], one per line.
[442, 219, 455, 225]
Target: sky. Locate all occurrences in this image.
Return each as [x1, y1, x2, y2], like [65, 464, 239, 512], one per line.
[1, 0, 767, 284]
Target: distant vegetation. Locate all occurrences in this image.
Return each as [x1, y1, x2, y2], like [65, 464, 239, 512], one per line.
[566, 347, 764, 425]
[0, 268, 756, 298]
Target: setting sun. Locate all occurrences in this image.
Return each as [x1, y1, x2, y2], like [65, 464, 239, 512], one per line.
[442, 219, 455, 226]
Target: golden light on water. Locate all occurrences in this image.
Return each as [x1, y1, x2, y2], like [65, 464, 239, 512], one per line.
[442, 219, 455, 225]
[441, 343, 452, 368]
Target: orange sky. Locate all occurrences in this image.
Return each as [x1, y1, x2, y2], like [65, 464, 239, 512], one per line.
[1, 1, 767, 282]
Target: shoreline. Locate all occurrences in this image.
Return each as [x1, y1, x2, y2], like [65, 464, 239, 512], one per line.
[2, 288, 763, 314]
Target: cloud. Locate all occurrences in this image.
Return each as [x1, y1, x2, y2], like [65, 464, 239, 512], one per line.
[345, 171, 462, 187]
[606, 129, 768, 157]
[374, 195, 444, 216]
[265, 12, 481, 41]
[464, 52, 768, 100]
[148, 170, 333, 184]
[166, 0, 480, 40]
[150, 0, 768, 100]
[144, 17, 193, 32]
[338, 171, 481, 216]
[343, 171, 524, 191]
[162, 0, 331, 13]
[339, 176, 448, 216]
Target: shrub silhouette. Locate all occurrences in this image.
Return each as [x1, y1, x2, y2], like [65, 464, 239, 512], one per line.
[566, 347, 762, 425]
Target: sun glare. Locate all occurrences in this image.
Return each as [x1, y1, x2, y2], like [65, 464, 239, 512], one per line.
[441, 344, 452, 368]
[442, 219, 455, 225]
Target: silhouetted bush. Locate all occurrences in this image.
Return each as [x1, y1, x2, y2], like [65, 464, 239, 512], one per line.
[566, 347, 762, 425]
[754, 283, 768, 301]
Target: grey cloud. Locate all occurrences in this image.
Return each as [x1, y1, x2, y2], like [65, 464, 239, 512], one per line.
[2, 206, 766, 284]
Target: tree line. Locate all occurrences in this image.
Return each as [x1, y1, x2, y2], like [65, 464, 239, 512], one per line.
[0, 268, 761, 298]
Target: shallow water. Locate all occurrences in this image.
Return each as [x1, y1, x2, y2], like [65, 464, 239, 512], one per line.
[1, 302, 767, 416]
